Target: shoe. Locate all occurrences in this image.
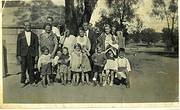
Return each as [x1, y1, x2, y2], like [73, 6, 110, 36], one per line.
[92, 77, 96, 81]
[67, 81, 71, 85]
[102, 82, 106, 86]
[30, 83, 36, 87]
[20, 83, 25, 88]
[109, 82, 113, 86]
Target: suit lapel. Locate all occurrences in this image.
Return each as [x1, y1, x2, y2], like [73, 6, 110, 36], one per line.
[30, 31, 33, 46]
[22, 31, 28, 46]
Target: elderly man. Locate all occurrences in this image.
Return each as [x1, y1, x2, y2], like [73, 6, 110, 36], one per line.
[17, 21, 39, 87]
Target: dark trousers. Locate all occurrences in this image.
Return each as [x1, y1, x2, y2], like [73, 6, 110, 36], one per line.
[21, 53, 35, 84]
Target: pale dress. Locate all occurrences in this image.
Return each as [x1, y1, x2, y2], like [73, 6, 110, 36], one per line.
[70, 51, 82, 72]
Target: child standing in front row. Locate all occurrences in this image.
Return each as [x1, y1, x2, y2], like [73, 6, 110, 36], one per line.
[115, 48, 131, 88]
[91, 45, 107, 86]
[103, 48, 118, 86]
[38, 46, 52, 88]
[70, 43, 82, 86]
[55, 47, 71, 85]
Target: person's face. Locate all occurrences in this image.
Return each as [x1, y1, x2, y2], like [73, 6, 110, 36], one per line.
[112, 27, 116, 34]
[83, 23, 89, 31]
[97, 47, 102, 53]
[44, 49, 49, 55]
[79, 30, 84, 37]
[24, 22, 31, 32]
[57, 51, 62, 57]
[119, 51, 125, 58]
[45, 25, 52, 33]
[47, 18, 53, 25]
[116, 31, 123, 37]
[75, 46, 81, 52]
[105, 26, 111, 34]
[62, 48, 68, 55]
[108, 50, 114, 57]
[65, 30, 70, 37]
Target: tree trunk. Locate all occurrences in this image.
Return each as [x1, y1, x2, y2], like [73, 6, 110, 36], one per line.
[65, 0, 78, 35]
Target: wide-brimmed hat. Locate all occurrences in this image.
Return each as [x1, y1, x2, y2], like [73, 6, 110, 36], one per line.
[105, 47, 117, 56]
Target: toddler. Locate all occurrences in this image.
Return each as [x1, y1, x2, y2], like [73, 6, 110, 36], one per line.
[115, 48, 131, 88]
[38, 46, 53, 88]
[91, 46, 107, 86]
[103, 48, 118, 86]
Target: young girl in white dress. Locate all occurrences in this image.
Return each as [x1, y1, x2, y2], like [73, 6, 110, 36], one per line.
[75, 27, 92, 85]
[103, 48, 118, 86]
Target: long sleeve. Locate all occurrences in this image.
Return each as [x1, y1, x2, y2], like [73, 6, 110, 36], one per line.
[16, 34, 21, 56]
[37, 57, 42, 71]
[126, 59, 131, 72]
[52, 26, 61, 37]
[86, 37, 91, 52]
[34, 33, 39, 56]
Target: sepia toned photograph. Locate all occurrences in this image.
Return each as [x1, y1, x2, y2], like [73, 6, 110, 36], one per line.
[1, 0, 179, 107]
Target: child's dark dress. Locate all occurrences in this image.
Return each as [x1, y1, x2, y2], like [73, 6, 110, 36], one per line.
[58, 54, 70, 74]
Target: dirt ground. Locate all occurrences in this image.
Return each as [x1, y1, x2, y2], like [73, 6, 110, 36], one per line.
[3, 51, 178, 103]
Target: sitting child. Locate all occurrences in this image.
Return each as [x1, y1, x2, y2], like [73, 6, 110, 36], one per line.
[103, 48, 118, 86]
[115, 48, 131, 88]
[37, 46, 53, 88]
[91, 46, 107, 86]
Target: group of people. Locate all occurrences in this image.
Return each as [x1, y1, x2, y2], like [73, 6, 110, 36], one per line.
[17, 17, 131, 88]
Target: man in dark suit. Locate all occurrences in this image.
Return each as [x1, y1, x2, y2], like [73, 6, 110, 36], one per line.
[17, 21, 39, 87]
[83, 22, 98, 82]
[83, 22, 97, 55]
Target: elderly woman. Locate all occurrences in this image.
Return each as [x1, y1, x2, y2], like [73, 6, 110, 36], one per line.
[39, 23, 58, 84]
[39, 23, 58, 58]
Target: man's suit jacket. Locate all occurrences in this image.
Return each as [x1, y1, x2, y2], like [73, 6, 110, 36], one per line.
[17, 31, 39, 57]
[87, 29, 97, 54]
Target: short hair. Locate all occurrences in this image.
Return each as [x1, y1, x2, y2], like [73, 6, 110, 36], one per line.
[47, 16, 54, 21]
[74, 43, 82, 49]
[43, 23, 52, 30]
[41, 46, 49, 53]
[79, 27, 84, 32]
[23, 21, 31, 26]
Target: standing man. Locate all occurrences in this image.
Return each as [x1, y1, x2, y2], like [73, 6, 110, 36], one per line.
[82, 22, 97, 55]
[17, 21, 39, 87]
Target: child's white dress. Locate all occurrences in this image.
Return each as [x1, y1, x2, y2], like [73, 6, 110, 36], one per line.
[104, 58, 118, 71]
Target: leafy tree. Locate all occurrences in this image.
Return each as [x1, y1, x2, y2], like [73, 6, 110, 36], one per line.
[65, 0, 97, 35]
[140, 28, 161, 46]
[95, 0, 139, 39]
[151, 0, 178, 51]
[13, 0, 65, 28]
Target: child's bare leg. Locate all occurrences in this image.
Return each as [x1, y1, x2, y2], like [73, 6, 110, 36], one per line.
[125, 72, 130, 88]
[67, 71, 71, 84]
[60, 72, 64, 84]
[93, 72, 98, 81]
[85, 73, 90, 84]
[103, 71, 108, 86]
[72, 73, 76, 85]
[110, 71, 114, 86]
[64, 73, 67, 84]
[76, 73, 80, 85]
[99, 74, 103, 85]
[41, 75, 46, 88]
[81, 72, 85, 84]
